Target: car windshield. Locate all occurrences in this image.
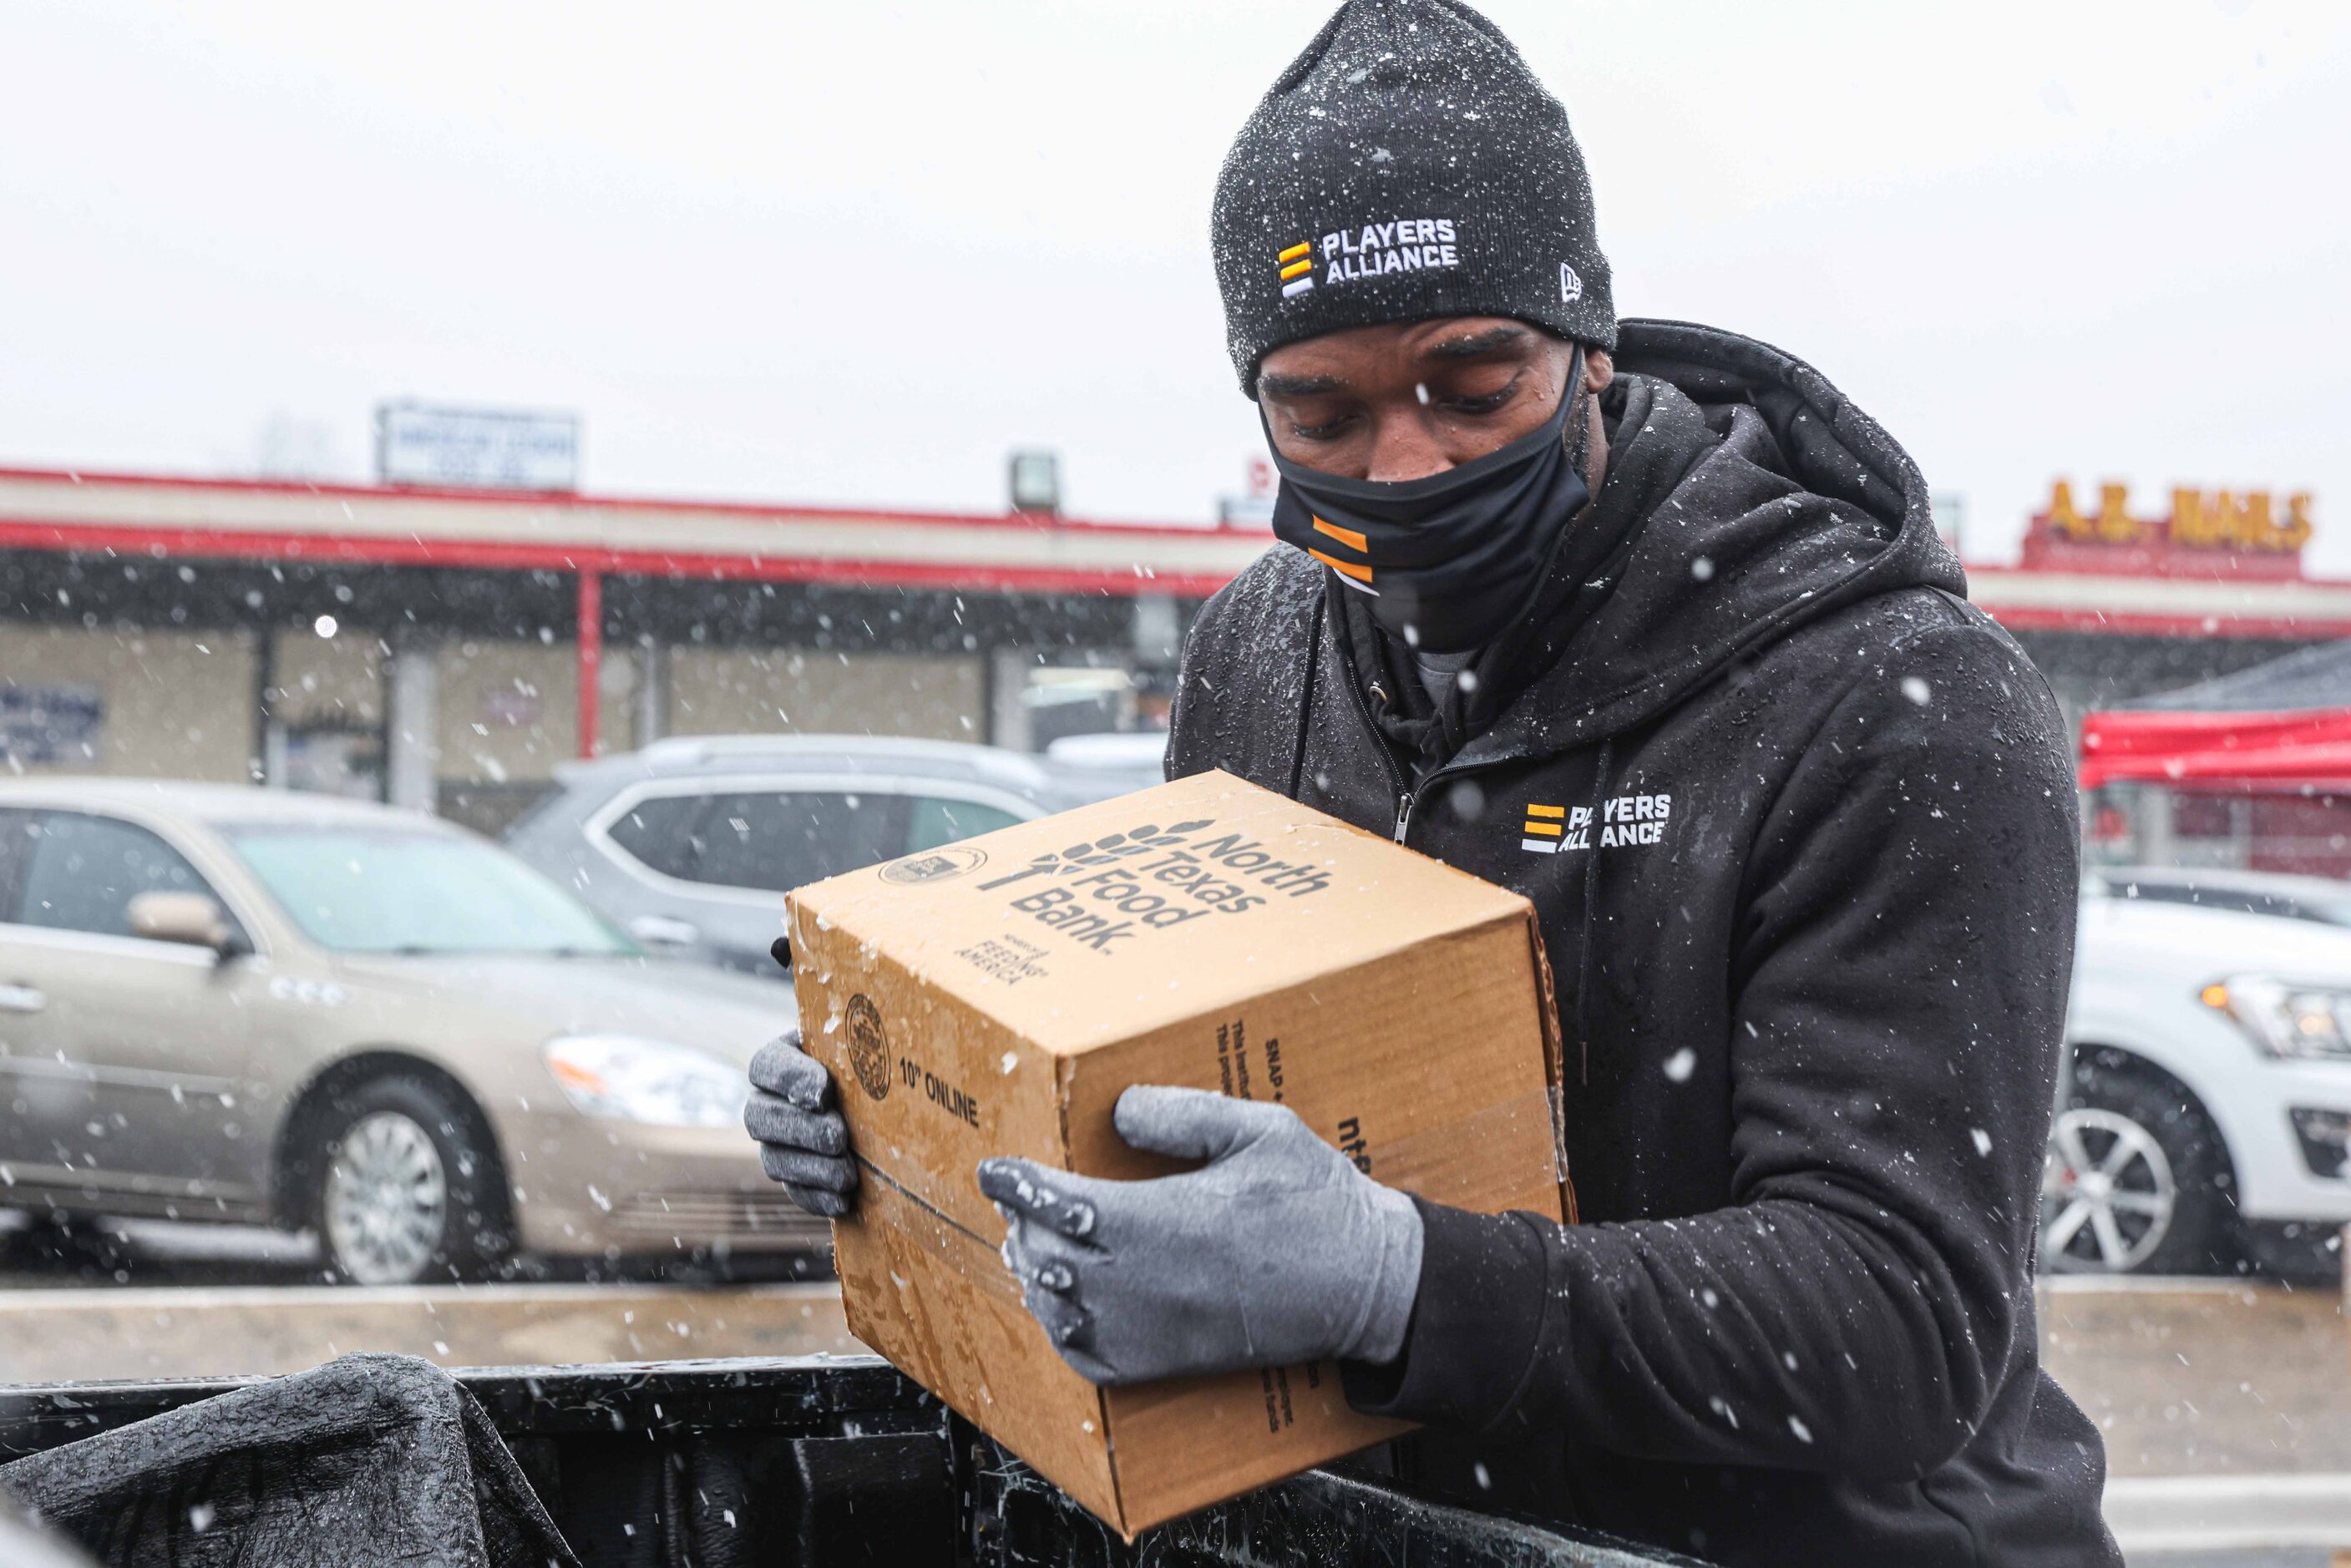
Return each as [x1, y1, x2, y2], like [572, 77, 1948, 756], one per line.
[225, 825, 635, 957]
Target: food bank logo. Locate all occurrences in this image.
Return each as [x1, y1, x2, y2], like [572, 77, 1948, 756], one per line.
[978, 820, 1212, 887]
[975, 817, 1332, 953]
[1278, 240, 1315, 299]
[1521, 793, 1675, 855]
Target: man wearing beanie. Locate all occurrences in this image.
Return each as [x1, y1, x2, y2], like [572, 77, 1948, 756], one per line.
[747, 3, 2117, 1563]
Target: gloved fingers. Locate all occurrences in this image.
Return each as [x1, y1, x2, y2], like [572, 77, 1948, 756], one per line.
[782, 1181, 852, 1220]
[1112, 1084, 1293, 1161]
[743, 1088, 849, 1156]
[747, 1032, 831, 1109]
[1017, 1267, 1102, 1362]
[976, 1157, 1107, 1242]
[999, 1212, 1089, 1293]
[759, 1145, 859, 1193]
[1049, 1339, 1122, 1388]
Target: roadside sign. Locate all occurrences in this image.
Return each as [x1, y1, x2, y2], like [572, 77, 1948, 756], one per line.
[375, 402, 580, 492]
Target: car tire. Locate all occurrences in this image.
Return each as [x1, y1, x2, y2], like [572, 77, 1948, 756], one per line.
[310, 1075, 511, 1286]
[2238, 1219, 2345, 1286]
[2044, 1051, 2235, 1277]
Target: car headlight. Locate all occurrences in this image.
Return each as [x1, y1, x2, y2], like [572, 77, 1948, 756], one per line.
[542, 1034, 748, 1127]
[2201, 977, 2351, 1062]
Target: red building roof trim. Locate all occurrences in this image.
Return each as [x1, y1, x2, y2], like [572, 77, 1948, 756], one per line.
[0, 518, 1244, 600]
[0, 464, 1268, 544]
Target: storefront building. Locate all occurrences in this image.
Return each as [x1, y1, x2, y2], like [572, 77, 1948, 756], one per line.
[1987, 478, 2345, 874]
[0, 468, 1257, 832]
[0, 468, 2338, 842]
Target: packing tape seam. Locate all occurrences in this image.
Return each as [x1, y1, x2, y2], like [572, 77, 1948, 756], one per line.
[852, 1086, 1563, 1257]
[853, 1155, 1032, 1312]
[855, 1154, 997, 1252]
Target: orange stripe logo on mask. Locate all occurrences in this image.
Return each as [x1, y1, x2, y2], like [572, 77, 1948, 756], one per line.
[1305, 515, 1374, 588]
[1310, 516, 1368, 553]
[1308, 549, 1373, 584]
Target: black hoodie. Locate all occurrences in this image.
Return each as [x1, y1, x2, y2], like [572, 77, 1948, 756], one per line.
[1165, 321, 2119, 1567]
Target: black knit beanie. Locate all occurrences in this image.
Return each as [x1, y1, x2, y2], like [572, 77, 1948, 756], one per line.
[1212, 0, 1615, 394]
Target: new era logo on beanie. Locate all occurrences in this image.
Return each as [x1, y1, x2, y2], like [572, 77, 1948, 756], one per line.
[1212, 0, 1615, 394]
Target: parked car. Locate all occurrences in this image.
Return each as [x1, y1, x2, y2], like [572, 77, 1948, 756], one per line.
[2051, 871, 2351, 1277]
[2090, 864, 2351, 929]
[1039, 730, 1175, 784]
[504, 734, 1165, 976]
[0, 779, 813, 1285]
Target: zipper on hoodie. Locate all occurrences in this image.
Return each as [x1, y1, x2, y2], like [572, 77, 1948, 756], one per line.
[1345, 650, 1588, 850]
[1335, 628, 1415, 844]
[1326, 594, 1573, 848]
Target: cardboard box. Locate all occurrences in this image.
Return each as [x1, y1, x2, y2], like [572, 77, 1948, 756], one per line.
[785, 769, 1573, 1537]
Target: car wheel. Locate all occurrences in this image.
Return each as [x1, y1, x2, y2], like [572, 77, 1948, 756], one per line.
[2238, 1219, 2345, 1286]
[2043, 1054, 2233, 1277]
[312, 1075, 510, 1285]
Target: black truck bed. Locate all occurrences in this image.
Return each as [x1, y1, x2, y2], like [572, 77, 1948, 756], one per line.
[0, 1354, 1700, 1566]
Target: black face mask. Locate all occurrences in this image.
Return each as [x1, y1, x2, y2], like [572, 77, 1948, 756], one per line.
[1266, 359, 1590, 654]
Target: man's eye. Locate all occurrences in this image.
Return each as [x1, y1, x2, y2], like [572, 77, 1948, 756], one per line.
[1288, 414, 1355, 442]
[1442, 387, 1513, 416]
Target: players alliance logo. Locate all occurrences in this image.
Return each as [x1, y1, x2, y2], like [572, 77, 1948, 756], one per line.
[1277, 240, 1315, 298]
[1520, 802, 1568, 853]
[1280, 220, 1463, 301]
[1521, 792, 1675, 855]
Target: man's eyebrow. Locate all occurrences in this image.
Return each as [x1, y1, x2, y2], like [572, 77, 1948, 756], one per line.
[1423, 325, 1530, 361]
[1258, 371, 1347, 398]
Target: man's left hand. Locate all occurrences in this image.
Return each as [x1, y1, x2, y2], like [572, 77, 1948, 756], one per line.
[975, 1085, 1424, 1387]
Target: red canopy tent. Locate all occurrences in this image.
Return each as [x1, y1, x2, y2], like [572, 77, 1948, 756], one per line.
[2079, 644, 2351, 793]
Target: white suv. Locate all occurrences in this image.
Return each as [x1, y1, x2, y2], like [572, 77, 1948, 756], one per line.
[2053, 871, 2351, 1277]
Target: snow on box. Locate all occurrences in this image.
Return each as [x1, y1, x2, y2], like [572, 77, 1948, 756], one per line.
[785, 769, 1574, 1538]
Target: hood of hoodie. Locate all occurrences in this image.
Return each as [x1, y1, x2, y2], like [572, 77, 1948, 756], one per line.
[1411, 316, 1964, 770]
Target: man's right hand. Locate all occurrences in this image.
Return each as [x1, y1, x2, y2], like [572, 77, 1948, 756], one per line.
[745, 1026, 857, 1218]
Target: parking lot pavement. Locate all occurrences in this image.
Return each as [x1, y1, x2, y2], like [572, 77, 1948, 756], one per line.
[0, 1211, 828, 1290]
[2041, 1276, 2351, 1478]
[0, 1275, 860, 1383]
[0, 1212, 856, 1383]
[2034, 1277, 2351, 1565]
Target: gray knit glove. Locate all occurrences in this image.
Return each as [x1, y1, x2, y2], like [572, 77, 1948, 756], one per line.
[976, 1085, 1424, 1387]
[744, 1027, 857, 1218]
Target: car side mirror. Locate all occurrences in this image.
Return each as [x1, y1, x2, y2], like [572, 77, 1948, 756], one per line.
[127, 892, 239, 957]
[627, 914, 701, 950]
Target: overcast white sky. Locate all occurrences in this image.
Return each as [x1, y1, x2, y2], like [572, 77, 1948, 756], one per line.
[3, 2, 2346, 567]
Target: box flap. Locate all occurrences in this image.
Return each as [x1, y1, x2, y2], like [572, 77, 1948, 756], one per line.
[788, 771, 1536, 1058]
